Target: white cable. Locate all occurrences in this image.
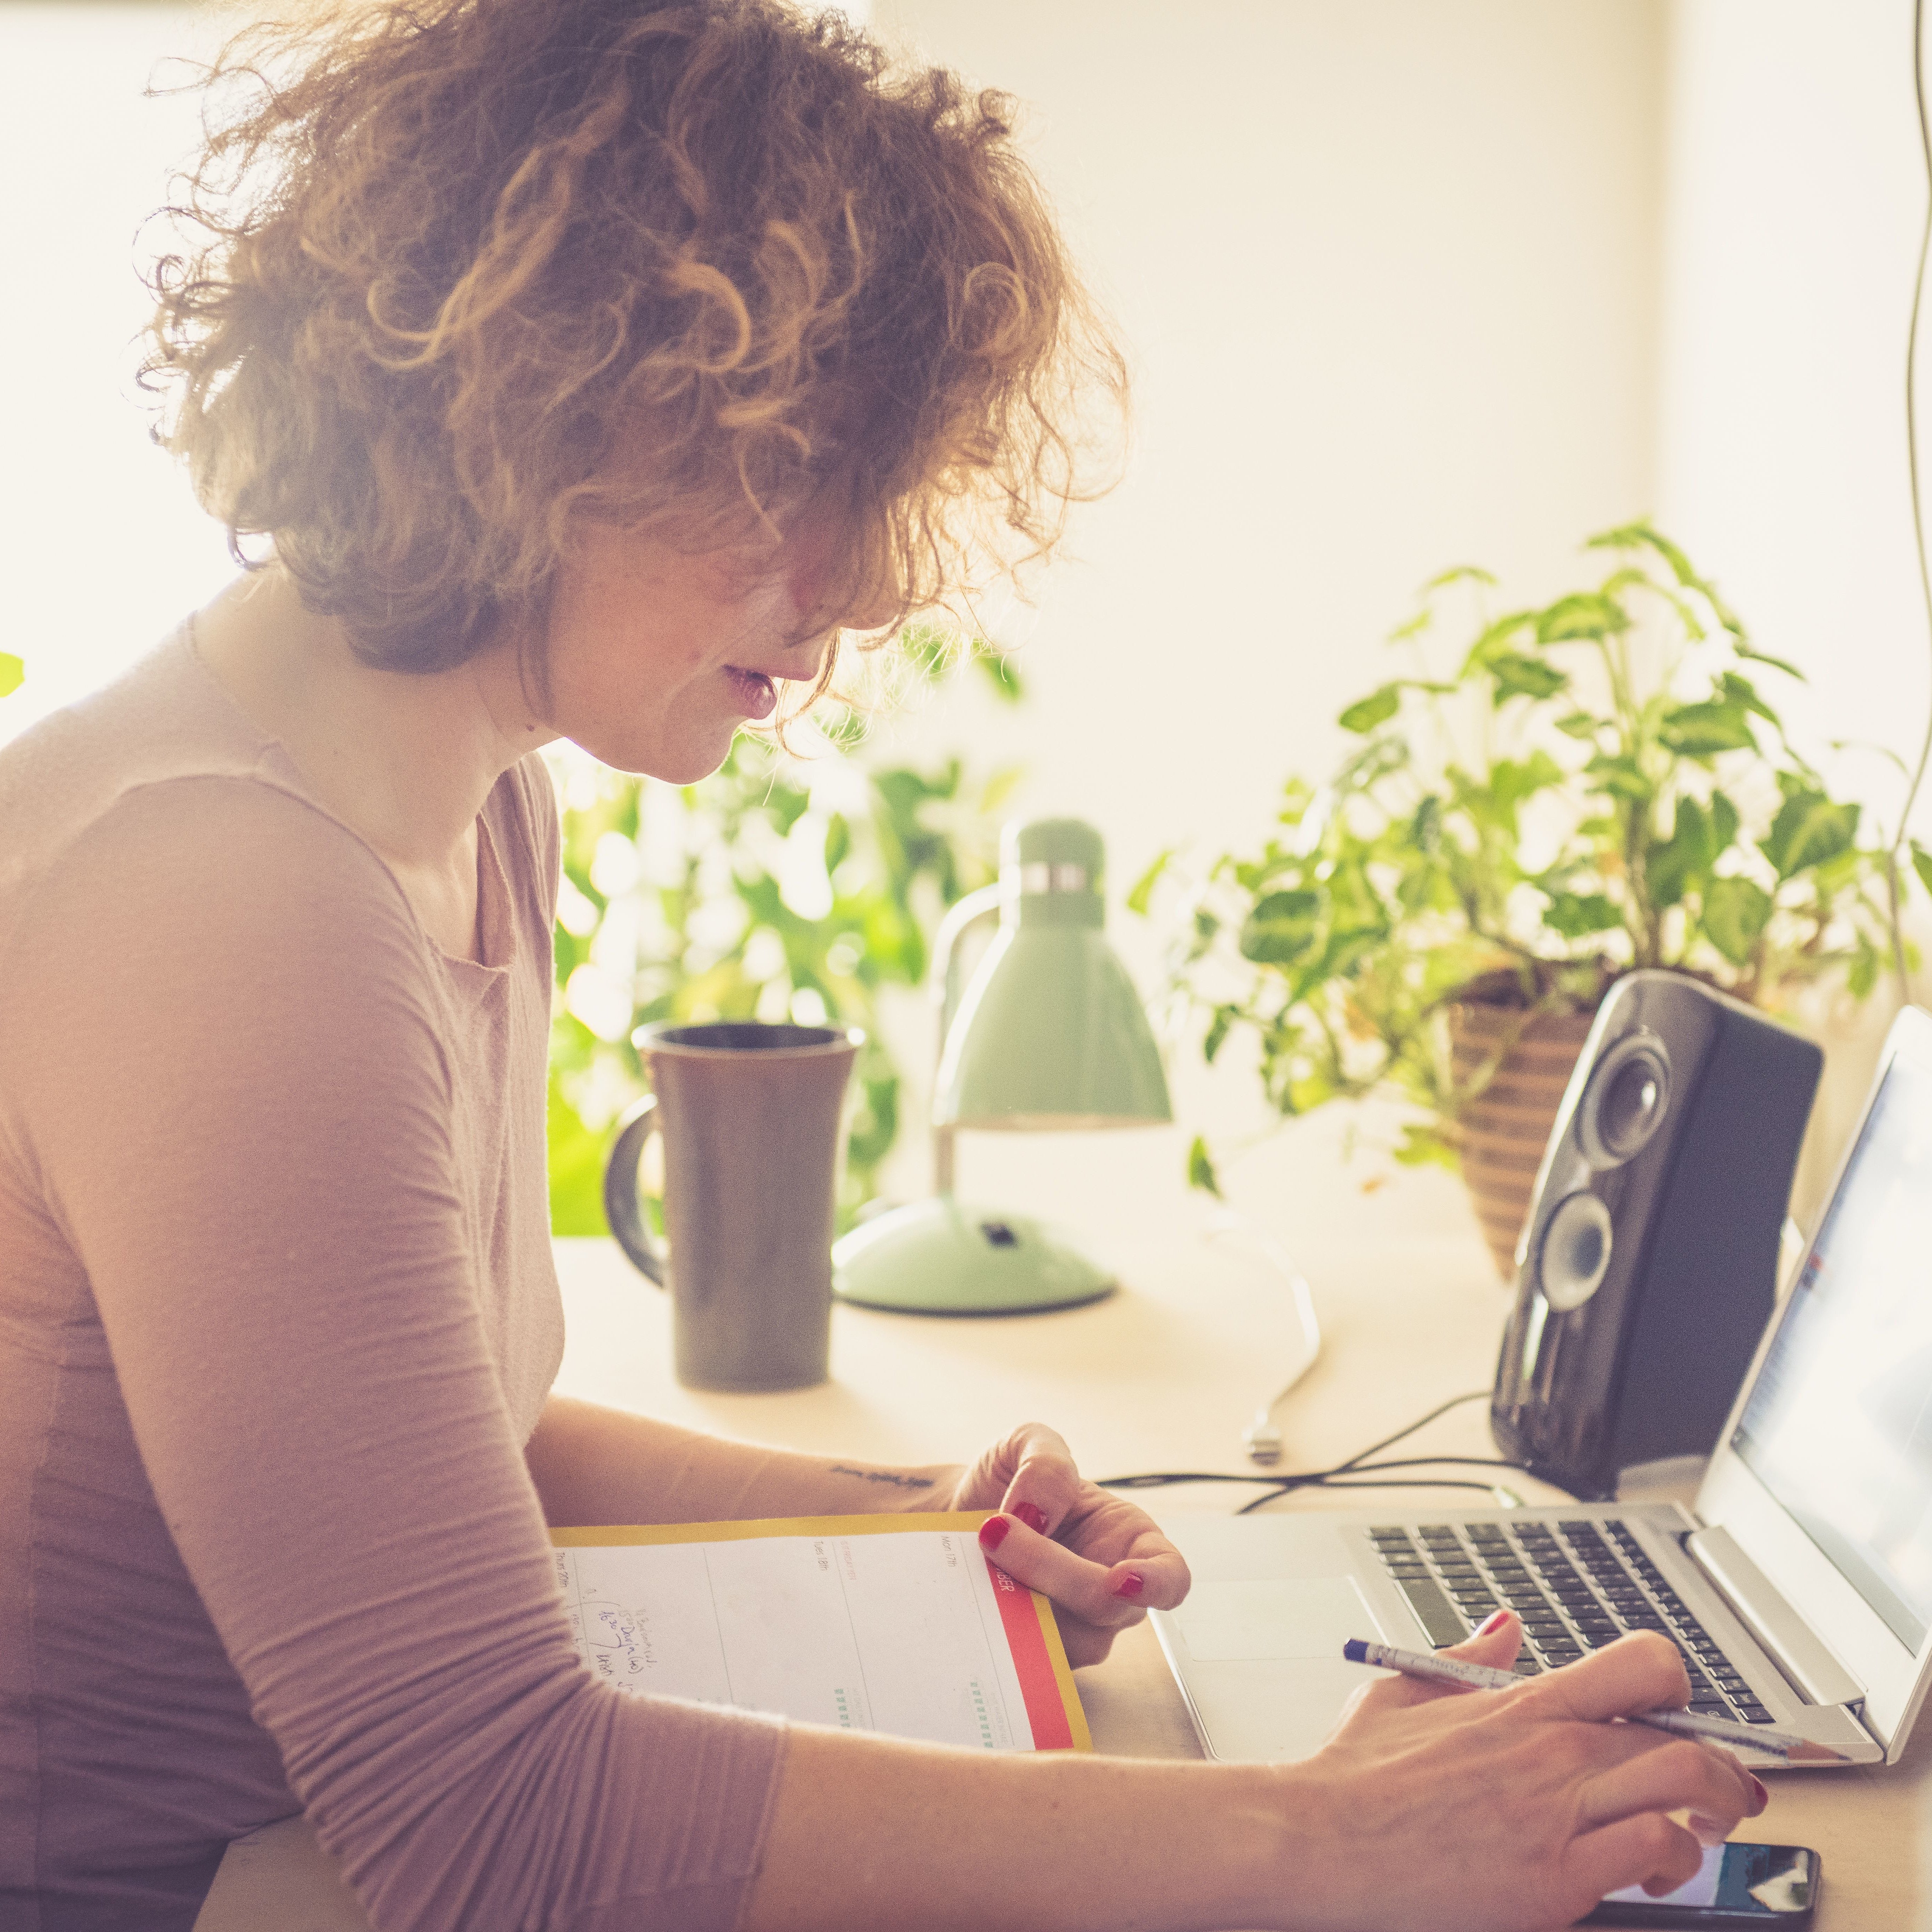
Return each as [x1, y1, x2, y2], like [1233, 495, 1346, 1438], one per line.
[1197, 1206, 1322, 1465]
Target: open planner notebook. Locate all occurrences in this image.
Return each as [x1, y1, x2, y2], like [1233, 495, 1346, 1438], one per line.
[551, 1511, 1090, 1752]
[193, 1511, 1089, 1931]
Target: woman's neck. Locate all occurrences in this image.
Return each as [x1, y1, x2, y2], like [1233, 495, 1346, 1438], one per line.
[192, 570, 556, 958]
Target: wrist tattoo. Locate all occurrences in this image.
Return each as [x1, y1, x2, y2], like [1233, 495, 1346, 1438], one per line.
[831, 1464, 936, 1490]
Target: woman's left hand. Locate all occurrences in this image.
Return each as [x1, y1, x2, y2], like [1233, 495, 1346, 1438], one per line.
[939, 1422, 1190, 1665]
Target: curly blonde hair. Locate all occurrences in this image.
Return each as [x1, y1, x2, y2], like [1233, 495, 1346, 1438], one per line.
[145, 0, 1124, 678]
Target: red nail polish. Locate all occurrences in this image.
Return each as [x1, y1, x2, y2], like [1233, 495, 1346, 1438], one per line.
[1750, 1774, 1769, 1809]
[1477, 1608, 1513, 1636]
[1113, 1571, 1144, 1599]
[1013, 1502, 1048, 1534]
[978, 1515, 1010, 1552]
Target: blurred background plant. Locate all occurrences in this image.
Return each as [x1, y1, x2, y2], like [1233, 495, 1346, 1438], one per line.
[547, 632, 1025, 1235]
[1137, 523, 1922, 1198]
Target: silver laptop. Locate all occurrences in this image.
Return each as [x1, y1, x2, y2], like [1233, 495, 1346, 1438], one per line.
[1152, 1003, 1932, 1772]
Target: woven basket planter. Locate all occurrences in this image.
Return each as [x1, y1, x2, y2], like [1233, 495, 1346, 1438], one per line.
[1448, 1001, 1599, 1281]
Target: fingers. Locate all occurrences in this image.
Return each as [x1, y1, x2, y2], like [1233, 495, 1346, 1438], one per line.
[992, 1424, 1083, 1536]
[1520, 1628, 1691, 1724]
[1579, 1736, 1759, 1838]
[1439, 1606, 1523, 1669]
[976, 1510, 1189, 1623]
[1564, 1812, 1708, 1905]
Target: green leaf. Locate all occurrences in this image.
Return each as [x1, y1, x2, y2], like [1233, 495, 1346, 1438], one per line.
[1645, 795, 1712, 910]
[1461, 610, 1539, 674]
[1913, 841, 1932, 898]
[1544, 891, 1623, 939]
[1186, 1133, 1223, 1197]
[1658, 701, 1756, 757]
[1410, 794, 1443, 853]
[1126, 847, 1175, 918]
[1338, 684, 1401, 734]
[1710, 790, 1741, 855]
[1736, 643, 1806, 681]
[1486, 652, 1570, 704]
[1392, 1122, 1460, 1171]
[1422, 563, 1498, 593]
[1718, 671, 1781, 728]
[1762, 790, 1858, 879]
[1238, 888, 1322, 965]
[1587, 521, 1696, 584]
[1702, 876, 1774, 964]
[1487, 749, 1565, 814]
[1536, 593, 1632, 643]
[1554, 710, 1602, 740]
[1848, 936, 1880, 1001]
[1202, 1005, 1238, 1064]
[0, 653, 21, 699]
[973, 647, 1027, 705]
[1584, 752, 1652, 804]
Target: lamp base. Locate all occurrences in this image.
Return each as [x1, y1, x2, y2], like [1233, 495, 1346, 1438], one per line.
[831, 1196, 1116, 1315]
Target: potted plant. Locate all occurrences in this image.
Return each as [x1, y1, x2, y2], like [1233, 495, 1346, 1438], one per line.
[1137, 523, 1920, 1276]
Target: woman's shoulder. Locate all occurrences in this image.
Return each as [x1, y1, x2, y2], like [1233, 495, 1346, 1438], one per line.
[1, 634, 422, 974]
[0, 626, 386, 907]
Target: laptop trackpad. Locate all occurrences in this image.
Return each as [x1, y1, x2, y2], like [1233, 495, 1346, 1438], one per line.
[1164, 1575, 1387, 1762]
[1171, 1575, 1381, 1660]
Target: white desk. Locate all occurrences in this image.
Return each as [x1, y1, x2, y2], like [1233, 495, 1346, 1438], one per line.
[200, 1155, 1928, 1928]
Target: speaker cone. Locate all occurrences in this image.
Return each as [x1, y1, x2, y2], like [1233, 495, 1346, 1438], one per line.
[1537, 1191, 1614, 1311]
[1577, 1031, 1671, 1169]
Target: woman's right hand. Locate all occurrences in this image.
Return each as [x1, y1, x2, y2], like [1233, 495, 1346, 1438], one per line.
[1276, 1610, 1768, 1932]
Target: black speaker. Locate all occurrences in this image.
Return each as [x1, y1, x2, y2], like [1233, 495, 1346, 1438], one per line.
[1490, 970, 1821, 1500]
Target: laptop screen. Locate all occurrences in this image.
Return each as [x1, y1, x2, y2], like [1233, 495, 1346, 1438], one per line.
[1730, 1050, 1932, 1652]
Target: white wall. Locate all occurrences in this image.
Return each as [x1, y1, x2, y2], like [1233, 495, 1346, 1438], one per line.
[0, 4, 237, 735]
[866, 0, 1671, 1213]
[1656, 0, 1932, 1217]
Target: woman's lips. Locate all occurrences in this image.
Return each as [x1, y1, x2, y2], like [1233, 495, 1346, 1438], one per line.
[723, 664, 777, 721]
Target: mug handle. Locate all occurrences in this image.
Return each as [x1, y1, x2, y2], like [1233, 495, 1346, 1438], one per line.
[603, 1094, 667, 1286]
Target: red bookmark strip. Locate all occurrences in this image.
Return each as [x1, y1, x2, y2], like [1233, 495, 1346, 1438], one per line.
[984, 1557, 1074, 1749]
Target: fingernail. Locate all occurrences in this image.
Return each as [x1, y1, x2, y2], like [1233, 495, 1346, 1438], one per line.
[1477, 1608, 1513, 1635]
[1750, 1774, 1769, 1810]
[1012, 1501, 1048, 1534]
[978, 1515, 1010, 1552]
[1113, 1571, 1145, 1599]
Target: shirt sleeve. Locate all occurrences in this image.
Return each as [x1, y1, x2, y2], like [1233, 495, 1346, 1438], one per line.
[7, 776, 785, 1932]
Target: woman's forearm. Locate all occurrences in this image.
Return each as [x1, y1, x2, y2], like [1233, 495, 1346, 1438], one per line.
[742, 1729, 1293, 1932]
[523, 1394, 959, 1526]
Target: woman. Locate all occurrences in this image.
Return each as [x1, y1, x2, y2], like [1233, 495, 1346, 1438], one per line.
[0, 2, 1761, 1927]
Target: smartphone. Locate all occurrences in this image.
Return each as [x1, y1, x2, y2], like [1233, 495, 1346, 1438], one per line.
[1578, 1843, 1819, 1927]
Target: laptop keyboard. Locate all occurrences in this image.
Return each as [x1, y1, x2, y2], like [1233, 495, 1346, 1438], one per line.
[1367, 1519, 1776, 1725]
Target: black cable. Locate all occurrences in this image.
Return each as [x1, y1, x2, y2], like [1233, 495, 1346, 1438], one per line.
[1235, 1475, 1521, 1515]
[1327, 1388, 1492, 1474]
[1096, 1389, 1523, 1503]
[1893, 0, 1932, 987]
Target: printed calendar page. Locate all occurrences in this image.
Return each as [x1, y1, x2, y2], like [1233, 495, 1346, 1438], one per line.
[551, 1513, 1088, 1752]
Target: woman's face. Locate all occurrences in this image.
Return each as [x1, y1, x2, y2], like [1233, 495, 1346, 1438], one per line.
[530, 515, 876, 781]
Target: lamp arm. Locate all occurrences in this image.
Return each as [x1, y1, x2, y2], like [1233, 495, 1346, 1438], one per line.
[928, 883, 1001, 1196]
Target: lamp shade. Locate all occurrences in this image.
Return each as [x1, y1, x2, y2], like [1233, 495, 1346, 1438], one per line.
[935, 817, 1171, 1130]
[830, 816, 1169, 1315]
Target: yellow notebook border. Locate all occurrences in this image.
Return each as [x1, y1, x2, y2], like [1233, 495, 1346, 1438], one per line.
[550, 1511, 1091, 1751]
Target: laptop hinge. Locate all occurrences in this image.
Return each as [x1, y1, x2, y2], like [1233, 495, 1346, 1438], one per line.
[1685, 1524, 1864, 1710]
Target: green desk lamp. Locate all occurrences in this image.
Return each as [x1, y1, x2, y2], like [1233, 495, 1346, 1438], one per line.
[831, 816, 1172, 1314]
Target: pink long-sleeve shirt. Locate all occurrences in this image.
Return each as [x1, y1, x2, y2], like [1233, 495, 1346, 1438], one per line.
[0, 632, 786, 1931]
